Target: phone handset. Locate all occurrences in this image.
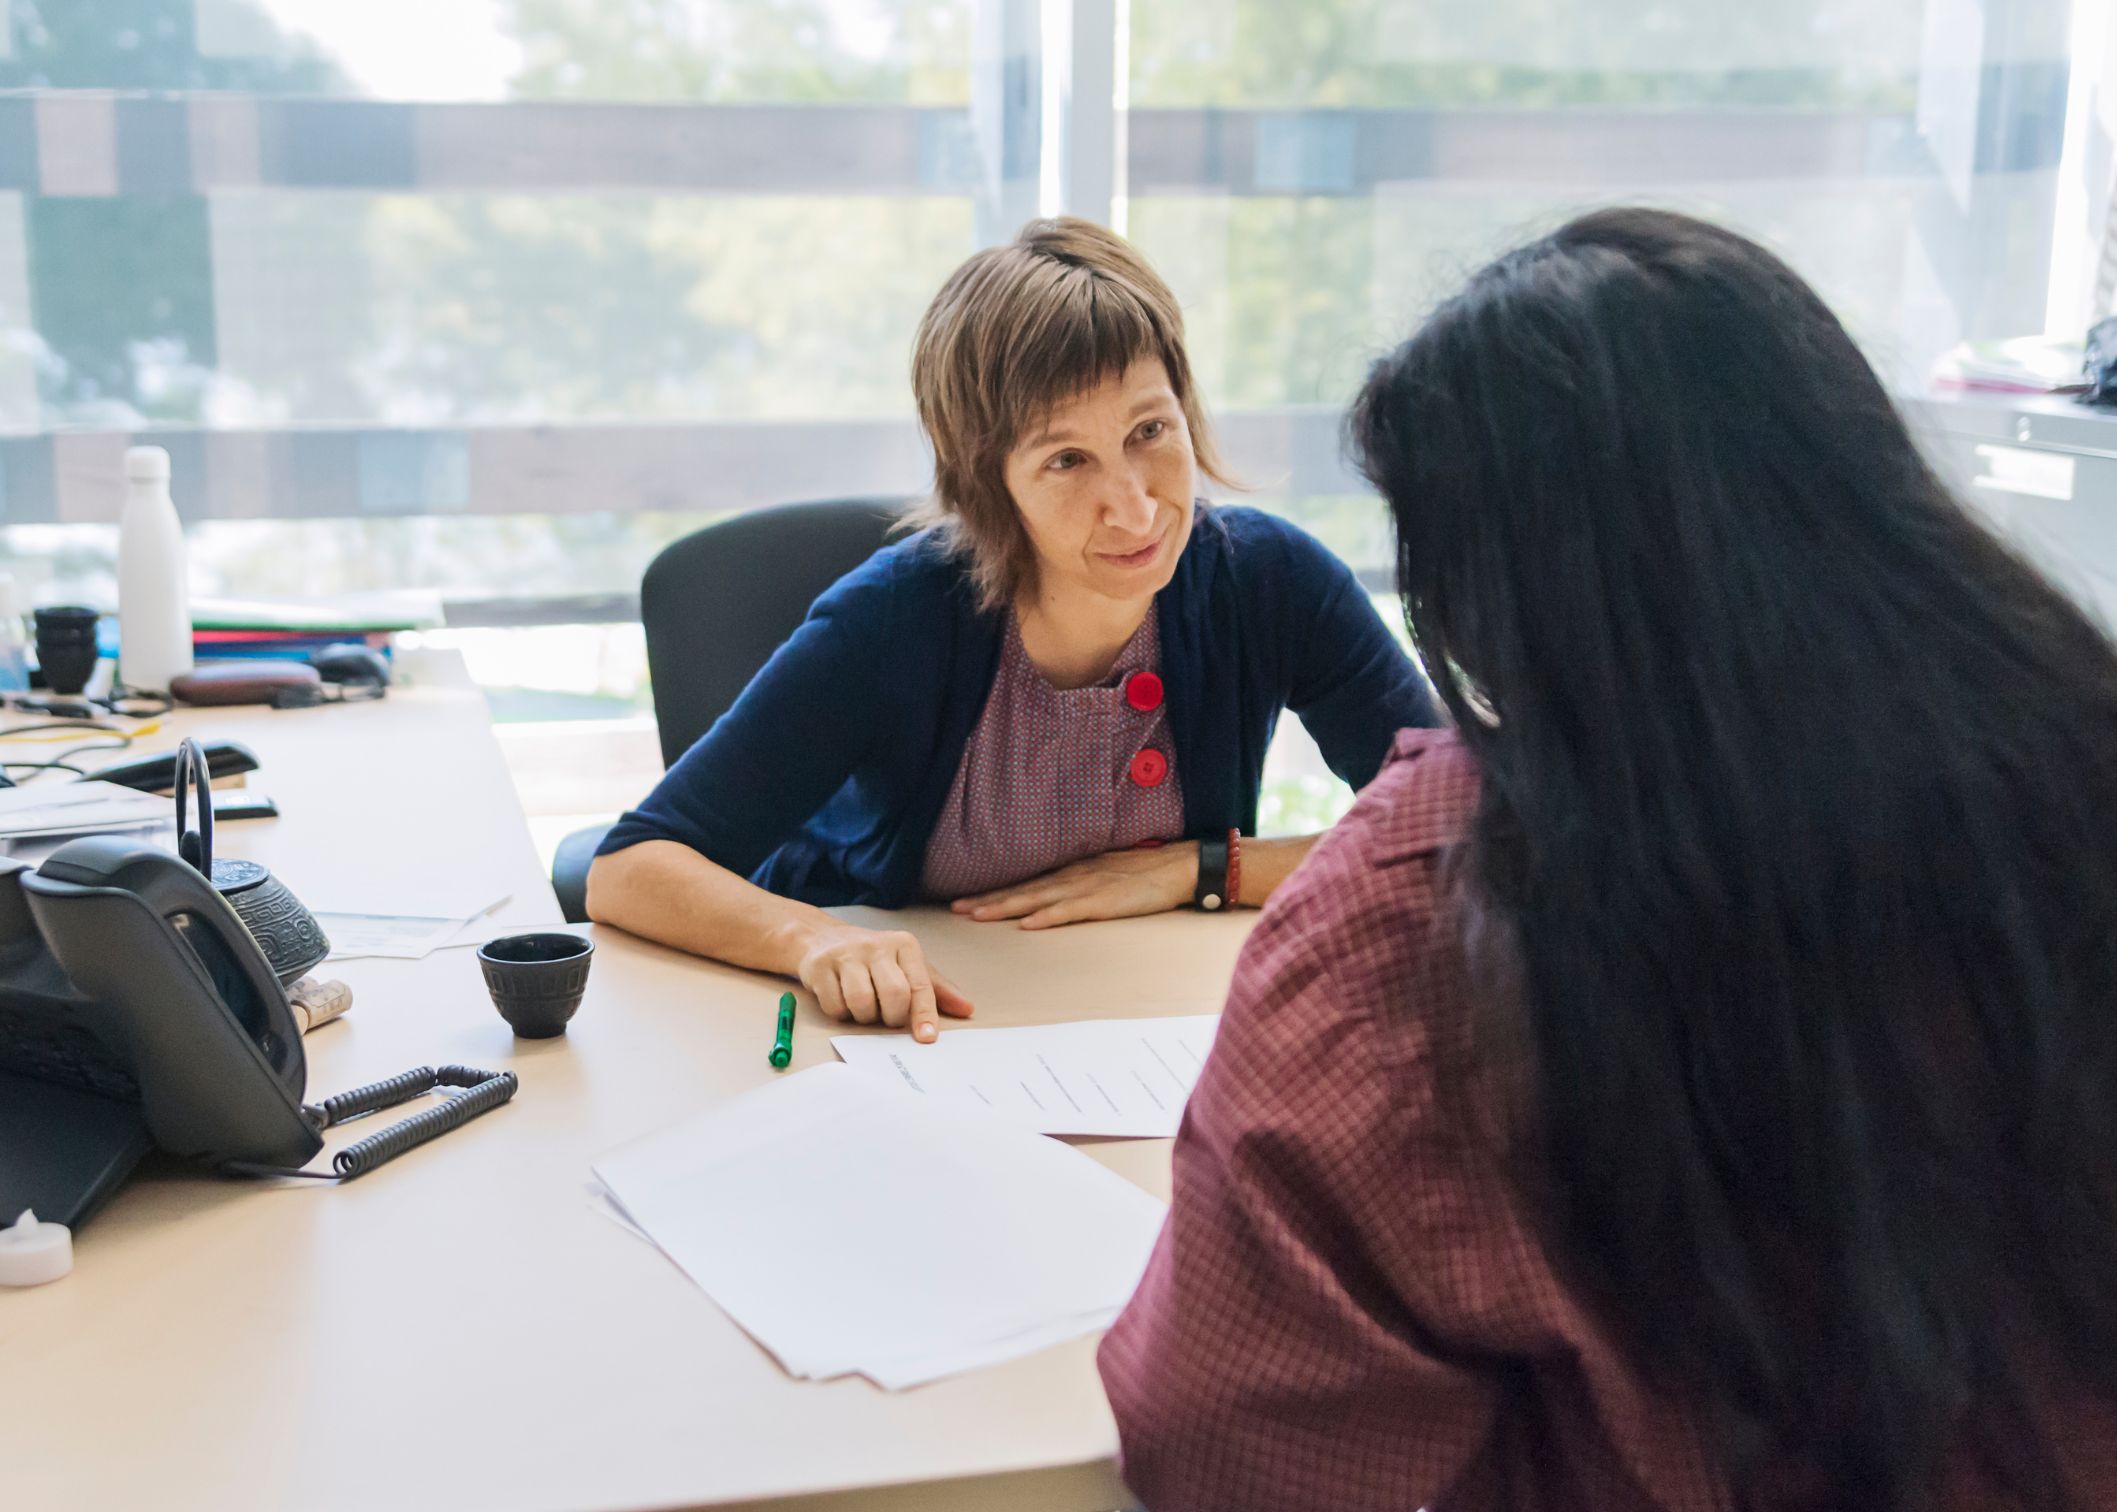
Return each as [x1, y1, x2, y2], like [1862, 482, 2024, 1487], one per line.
[24, 837, 321, 1168]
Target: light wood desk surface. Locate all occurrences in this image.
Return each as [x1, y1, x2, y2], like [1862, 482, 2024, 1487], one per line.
[1, 652, 1257, 1511]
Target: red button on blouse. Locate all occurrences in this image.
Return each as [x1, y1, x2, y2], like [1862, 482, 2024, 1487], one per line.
[1125, 671, 1165, 712]
[1130, 747, 1169, 788]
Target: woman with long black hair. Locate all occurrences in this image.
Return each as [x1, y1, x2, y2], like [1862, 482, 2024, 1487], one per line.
[1098, 208, 2117, 1509]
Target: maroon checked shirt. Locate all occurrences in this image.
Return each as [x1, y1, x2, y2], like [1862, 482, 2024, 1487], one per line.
[1099, 728, 2117, 1511]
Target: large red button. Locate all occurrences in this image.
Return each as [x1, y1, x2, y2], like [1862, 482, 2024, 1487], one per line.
[1129, 747, 1168, 788]
[1124, 671, 1164, 712]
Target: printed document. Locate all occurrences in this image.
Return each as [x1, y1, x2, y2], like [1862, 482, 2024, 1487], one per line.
[831, 1014, 1220, 1138]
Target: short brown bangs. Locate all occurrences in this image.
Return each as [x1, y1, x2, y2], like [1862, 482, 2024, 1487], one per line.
[907, 216, 1233, 611]
[988, 263, 1182, 452]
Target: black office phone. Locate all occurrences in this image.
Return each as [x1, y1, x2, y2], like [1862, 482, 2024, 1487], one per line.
[0, 836, 320, 1227]
[0, 735, 520, 1232]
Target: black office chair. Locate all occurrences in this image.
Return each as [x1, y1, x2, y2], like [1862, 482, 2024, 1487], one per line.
[550, 497, 910, 922]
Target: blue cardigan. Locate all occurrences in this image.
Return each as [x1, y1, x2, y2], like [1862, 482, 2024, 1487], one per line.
[598, 505, 1439, 906]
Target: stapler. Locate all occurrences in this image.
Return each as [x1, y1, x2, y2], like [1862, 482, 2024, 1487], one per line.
[82, 739, 259, 793]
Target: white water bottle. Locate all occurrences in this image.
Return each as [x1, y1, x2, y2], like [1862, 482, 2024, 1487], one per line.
[117, 445, 193, 693]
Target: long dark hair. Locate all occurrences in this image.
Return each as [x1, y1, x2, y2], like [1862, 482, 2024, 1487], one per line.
[1350, 208, 2117, 1507]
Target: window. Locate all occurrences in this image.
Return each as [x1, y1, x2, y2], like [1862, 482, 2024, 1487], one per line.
[0, 0, 2089, 827]
[1120, 0, 2074, 553]
[1115, 0, 2078, 818]
[0, 0, 987, 619]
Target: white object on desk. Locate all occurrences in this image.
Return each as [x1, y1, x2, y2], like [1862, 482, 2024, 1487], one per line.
[0, 780, 170, 839]
[117, 444, 194, 693]
[0, 1209, 72, 1286]
[318, 911, 481, 961]
[315, 890, 510, 960]
[832, 1013, 1221, 1138]
[287, 975, 353, 1034]
[592, 1062, 1168, 1390]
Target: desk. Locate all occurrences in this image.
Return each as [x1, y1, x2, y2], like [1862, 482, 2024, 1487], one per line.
[2, 651, 1257, 1512]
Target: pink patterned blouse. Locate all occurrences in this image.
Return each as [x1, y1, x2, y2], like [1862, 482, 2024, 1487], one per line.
[919, 609, 1185, 900]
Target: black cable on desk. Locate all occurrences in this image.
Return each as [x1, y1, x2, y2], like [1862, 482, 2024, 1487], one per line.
[220, 1066, 519, 1184]
[0, 719, 130, 740]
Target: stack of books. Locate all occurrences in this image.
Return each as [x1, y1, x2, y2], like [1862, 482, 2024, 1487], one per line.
[189, 593, 444, 665]
[1930, 336, 2088, 395]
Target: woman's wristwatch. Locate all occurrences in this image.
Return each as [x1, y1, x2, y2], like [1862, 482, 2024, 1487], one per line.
[1193, 829, 1242, 911]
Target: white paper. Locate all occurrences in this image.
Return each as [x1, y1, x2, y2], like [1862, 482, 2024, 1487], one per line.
[579, 1174, 1048, 1388]
[831, 1014, 1220, 1138]
[297, 878, 509, 921]
[858, 1307, 1124, 1390]
[429, 911, 549, 954]
[316, 911, 475, 960]
[325, 912, 551, 961]
[591, 1063, 1167, 1389]
[586, 1180, 652, 1245]
[318, 893, 511, 960]
[0, 781, 170, 838]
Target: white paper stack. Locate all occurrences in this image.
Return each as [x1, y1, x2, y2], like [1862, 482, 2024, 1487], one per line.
[832, 1013, 1220, 1138]
[591, 1063, 1167, 1389]
[0, 781, 170, 839]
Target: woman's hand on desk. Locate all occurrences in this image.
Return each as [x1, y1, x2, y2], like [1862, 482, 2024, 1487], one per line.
[587, 843, 973, 1039]
[952, 843, 1200, 930]
[794, 923, 975, 1043]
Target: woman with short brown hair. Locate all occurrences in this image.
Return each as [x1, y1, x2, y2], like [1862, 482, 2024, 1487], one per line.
[589, 218, 1436, 1038]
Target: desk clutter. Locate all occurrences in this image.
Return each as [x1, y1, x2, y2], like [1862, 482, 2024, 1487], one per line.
[0, 452, 413, 725]
[0, 738, 522, 1234]
[3, 626, 1225, 1499]
[592, 1062, 1167, 1390]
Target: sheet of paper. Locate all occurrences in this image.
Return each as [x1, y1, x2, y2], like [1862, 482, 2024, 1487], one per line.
[592, 1063, 1167, 1389]
[294, 875, 510, 922]
[832, 1014, 1221, 1138]
[317, 894, 509, 960]
[586, 1180, 652, 1245]
[581, 1172, 1042, 1385]
[317, 912, 476, 960]
[427, 911, 556, 954]
[0, 780, 171, 838]
[858, 1307, 1126, 1391]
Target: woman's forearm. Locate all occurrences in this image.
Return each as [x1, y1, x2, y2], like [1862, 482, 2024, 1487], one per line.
[584, 839, 843, 975]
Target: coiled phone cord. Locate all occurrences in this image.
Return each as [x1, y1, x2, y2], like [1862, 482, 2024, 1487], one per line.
[222, 1065, 518, 1183]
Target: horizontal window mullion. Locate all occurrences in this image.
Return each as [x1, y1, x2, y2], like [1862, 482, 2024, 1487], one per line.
[0, 94, 2061, 198]
[1129, 105, 1982, 196]
[2, 408, 1359, 523]
[0, 95, 982, 195]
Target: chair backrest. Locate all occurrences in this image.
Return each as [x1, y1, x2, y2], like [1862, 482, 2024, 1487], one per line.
[640, 497, 910, 770]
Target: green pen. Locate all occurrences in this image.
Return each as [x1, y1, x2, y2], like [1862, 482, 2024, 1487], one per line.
[768, 991, 796, 1069]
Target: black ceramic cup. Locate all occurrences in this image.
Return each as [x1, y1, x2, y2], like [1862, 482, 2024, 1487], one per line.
[477, 932, 593, 1038]
[32, 605, 100, 696]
